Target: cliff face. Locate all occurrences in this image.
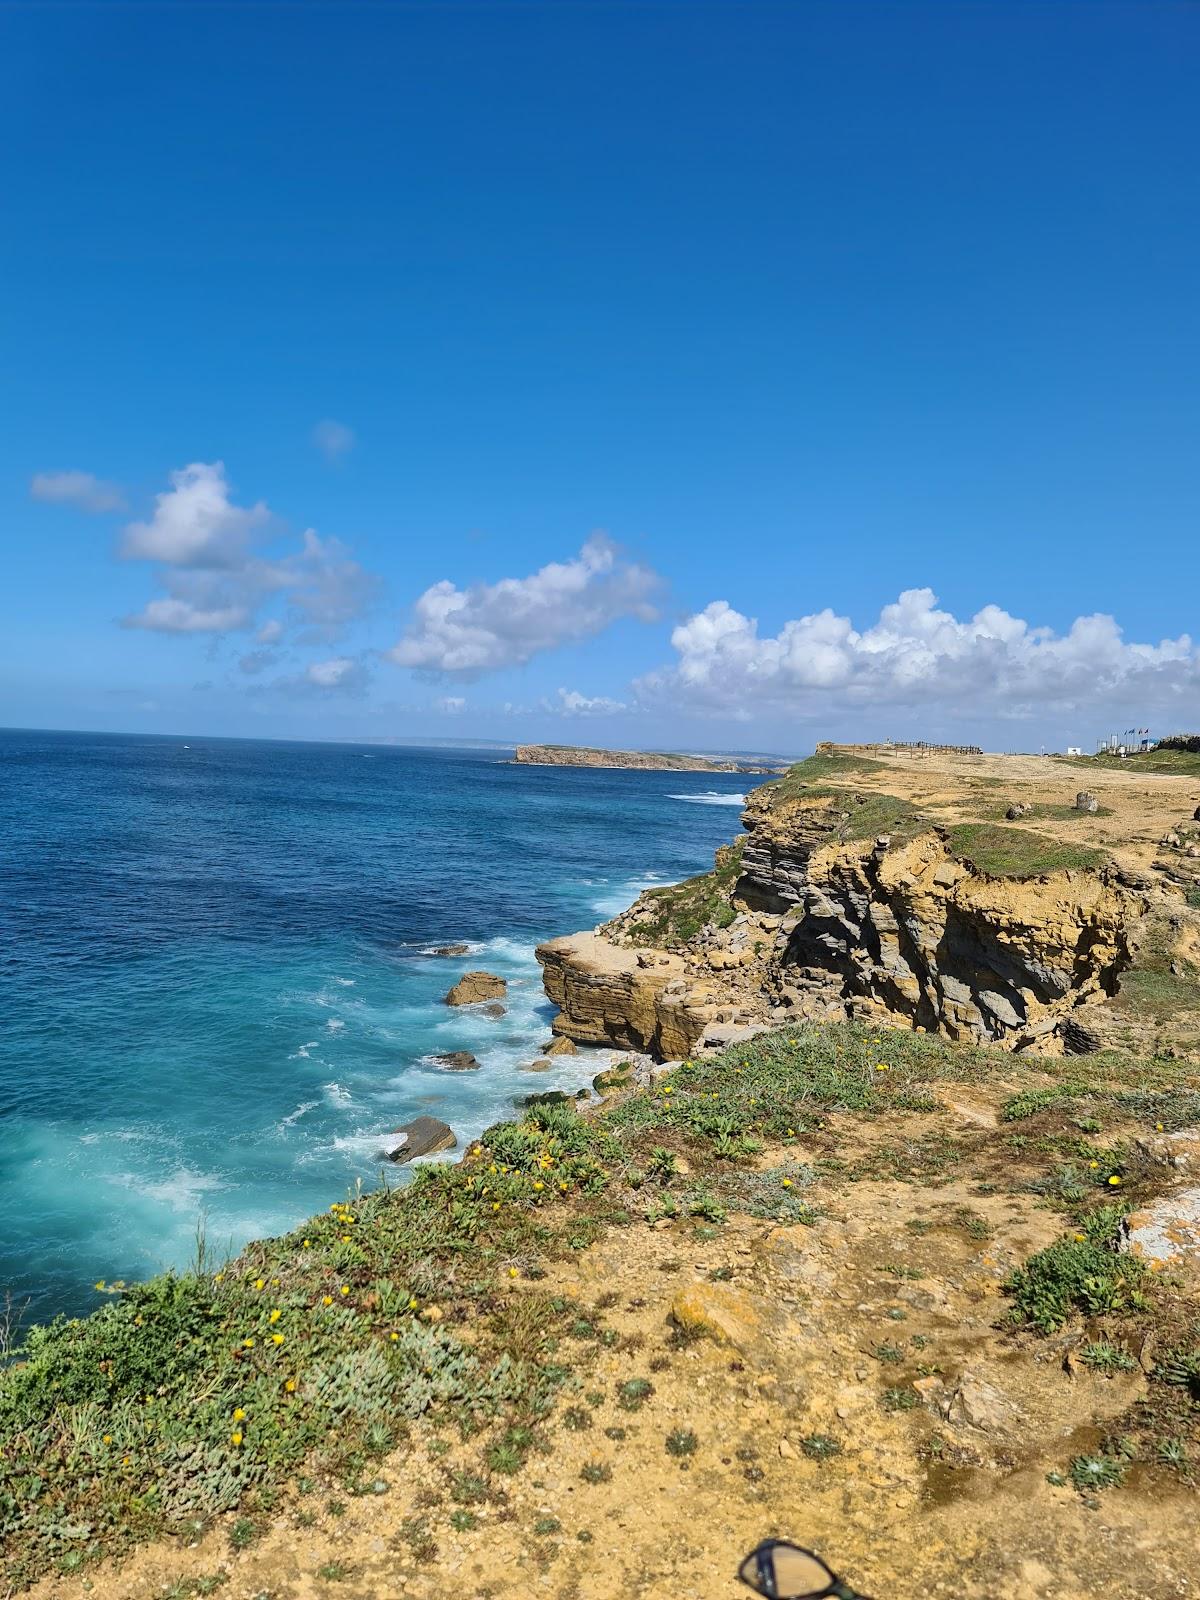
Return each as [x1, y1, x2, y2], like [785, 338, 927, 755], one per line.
[536, 752, 1189, 1062]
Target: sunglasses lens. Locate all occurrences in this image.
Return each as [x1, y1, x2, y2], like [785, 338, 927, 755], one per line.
[739, 1544, 836, 1598]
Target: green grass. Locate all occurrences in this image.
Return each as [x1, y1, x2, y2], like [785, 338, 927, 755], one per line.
[618, 839, 744, 946]
[1005, 1207, 1146, 1332]
[771, 750, 888, 788]
[977, 802, 1114, 823]
[1056, 749, 1200, 777]
[944, 823, 1108, 877]
[1110, 914, 1200, 1024]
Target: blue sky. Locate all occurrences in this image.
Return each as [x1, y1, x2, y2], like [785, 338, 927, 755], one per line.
[3, 1, 1197, 752]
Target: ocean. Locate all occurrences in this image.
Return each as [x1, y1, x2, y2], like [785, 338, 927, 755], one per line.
[0, 729, 747, 1325]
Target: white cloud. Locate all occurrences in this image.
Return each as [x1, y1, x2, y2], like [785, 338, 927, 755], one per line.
[30, 470, 127, 514]
[118, 461, 378, 642]
[124, 597, 252, 634]
[122, 461, 269, 566]
[636, 589, 1200, 723]
[312, 419, 355, 461]
[306, 656, 364, 690]
[388, 535, 661, 678]
[436, 695, 467, 714]
[550, 687, 627, 716]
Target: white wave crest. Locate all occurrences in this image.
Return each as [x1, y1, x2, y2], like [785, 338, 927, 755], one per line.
[668, 791, 746, 806]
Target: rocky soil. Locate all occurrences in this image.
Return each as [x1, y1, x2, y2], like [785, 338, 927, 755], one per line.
[32, 1050, 1200, 1600]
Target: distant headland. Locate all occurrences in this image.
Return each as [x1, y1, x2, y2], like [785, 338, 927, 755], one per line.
[512, 742, 786, 774]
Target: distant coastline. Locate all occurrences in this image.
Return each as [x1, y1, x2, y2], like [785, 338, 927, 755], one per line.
[512, 742, 785, 774]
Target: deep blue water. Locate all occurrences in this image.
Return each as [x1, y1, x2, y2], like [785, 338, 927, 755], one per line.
[0, 730, 747, 1324]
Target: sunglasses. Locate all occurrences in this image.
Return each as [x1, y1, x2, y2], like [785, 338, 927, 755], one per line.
[738, 1540, 873, 1600]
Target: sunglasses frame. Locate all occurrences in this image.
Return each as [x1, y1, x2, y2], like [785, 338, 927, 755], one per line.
[738, 1539, 870, 1600]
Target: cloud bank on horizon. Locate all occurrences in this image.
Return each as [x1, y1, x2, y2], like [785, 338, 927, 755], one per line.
[28, 459, 1200, 735]
[636, 591, 1200, 724]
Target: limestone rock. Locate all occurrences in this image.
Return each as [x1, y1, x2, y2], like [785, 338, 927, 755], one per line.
[1134, 1129, 1200, 1171]
[536, 933, 701, 1057]
[429, 943, 469, 957]
[669, 1282, 764, 1350]
[433, 1051, 480, 1072]
[444, 971, 507, 1006]
[542, 1035, 578, 1056]
[1074, 790, 1099, 813]
[381, 1116, 456, 1163]
[521, 1058, 553, 1073]
[592, 1061, 634, 1095]
[1122, 1188, 1200, 1270]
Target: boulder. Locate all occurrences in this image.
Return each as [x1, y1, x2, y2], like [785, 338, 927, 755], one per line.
[444, 971, 507, 1007]
[543, 1035, 578, 1056]
[481, 1002, 507, 1019]
[1005, 803, 1033, 820]
[1074, 790, 1099, 813]
[380, 1116, 456, 1163]
[433, 1051, 480, 1072]
[521, 1058, 554, 1073]
[592, 1061, 634, 1095]
[429, 943, 470, 957]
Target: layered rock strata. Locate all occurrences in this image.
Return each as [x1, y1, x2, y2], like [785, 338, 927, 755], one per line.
[538, 769, 1166, 1060]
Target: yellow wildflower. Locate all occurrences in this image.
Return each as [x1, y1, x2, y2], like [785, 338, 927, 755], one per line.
[781, 1178, 793, 1189]
[322, 1295, 333, 1307]
[271, 1333, 285, 1345]
[302, 1239, 311, 1248]
[339, 1285, 349, 1296]
[269, 1308, 281, 1323]
[408, 1297, 418, 1309]
[102, 1434, 112, 1445]
[243, 1338, 255, 1349]
[233, 1407, 246, 1421]
[508, 1267, 519, 1279]
[389, 1332, 399, 1343]
[1108, 1175, 1123, 1187]
[254, 1278, 265, 1290]
[285, 1379, 297, 1392]
[231, 1431, 243, 1447]
[532, 1180, 545, 1192]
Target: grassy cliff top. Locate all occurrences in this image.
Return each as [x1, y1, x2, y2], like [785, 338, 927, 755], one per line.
[4, 1023, 1200, 1594]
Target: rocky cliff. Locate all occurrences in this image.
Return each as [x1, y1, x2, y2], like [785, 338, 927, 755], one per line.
[537, 746, 1200, 1062]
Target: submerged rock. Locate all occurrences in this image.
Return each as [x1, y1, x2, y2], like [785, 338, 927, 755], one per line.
[481, 1001, 507, 1019]
[381, 1116, 456, 1163]
[429, 943, 470, 957]
[444, 970, 507, 1006]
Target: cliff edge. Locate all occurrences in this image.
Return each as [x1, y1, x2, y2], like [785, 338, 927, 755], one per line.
[537, 742, 1200, 1063]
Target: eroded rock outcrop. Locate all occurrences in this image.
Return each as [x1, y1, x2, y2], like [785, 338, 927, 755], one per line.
[539, 758, 1167, 1059]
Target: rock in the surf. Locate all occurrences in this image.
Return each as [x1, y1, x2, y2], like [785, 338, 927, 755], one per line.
[444, 971, 507, 1006]
[381, 1116, 457, 1162]
[433, 1051, 480, 1071]
[430, 943, 470, 957]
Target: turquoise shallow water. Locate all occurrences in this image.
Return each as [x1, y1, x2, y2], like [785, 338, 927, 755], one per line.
[0, 730, 747, 1324]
